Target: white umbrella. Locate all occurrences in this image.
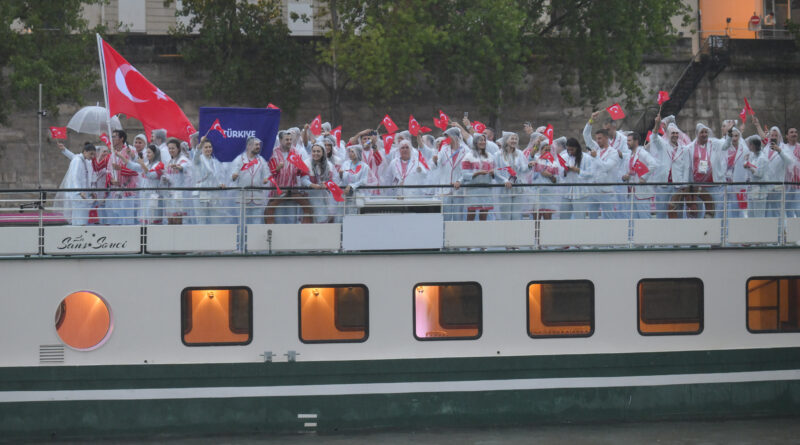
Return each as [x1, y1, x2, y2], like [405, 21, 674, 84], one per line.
[67, 106, 123, 135]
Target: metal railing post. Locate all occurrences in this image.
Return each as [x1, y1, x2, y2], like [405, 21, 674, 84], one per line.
[239, 189, 246, 254]
[722, 184, 729, 247]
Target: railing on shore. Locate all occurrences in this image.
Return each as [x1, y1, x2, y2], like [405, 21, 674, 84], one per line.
[0, 182, 798, 256]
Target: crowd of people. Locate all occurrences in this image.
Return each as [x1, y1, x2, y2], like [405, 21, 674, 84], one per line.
[54, 108, 800, 226]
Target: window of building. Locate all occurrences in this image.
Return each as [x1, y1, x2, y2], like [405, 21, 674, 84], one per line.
[181, 287, 252, 346]
[638, 278, 703, 335]
[747, 276, 800, 333]
[528, 281, 594, 338]
[299, 285, 368, 343]
[414, 282, 481, 340]
[55, 291, 113, 350]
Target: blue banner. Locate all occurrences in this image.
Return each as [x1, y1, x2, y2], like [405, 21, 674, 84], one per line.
[198, 107, 281, 162]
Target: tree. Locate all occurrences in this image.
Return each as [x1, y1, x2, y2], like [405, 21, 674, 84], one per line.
[171, 0, 307, 116]
[0, 0, 103, 123]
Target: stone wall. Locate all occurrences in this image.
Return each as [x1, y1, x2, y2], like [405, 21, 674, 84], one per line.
[1, 37, 797, 189]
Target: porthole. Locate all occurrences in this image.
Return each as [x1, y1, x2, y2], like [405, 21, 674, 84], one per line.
[55, 291, 113, 350]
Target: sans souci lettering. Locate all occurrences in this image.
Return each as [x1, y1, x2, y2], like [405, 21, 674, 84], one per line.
[57, 231, 128, 251]
[226, 129, 256, 139]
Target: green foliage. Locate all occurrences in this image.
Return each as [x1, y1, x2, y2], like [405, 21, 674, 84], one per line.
[0, 0, 102, 122]
[170, 0, 307, 116]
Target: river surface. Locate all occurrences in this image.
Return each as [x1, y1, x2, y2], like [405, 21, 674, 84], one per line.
[27, 417, 800, 444]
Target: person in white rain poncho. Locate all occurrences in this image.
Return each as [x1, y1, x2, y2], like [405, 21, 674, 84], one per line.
[742, 135, 770, 217]
[752, 117, 797, 217]
[339, 145, 371, 214]
[782, 127, 800, 217]
[56, 143, 97, 225]
[381, 140, 430, 197]
[125, 143, 165, 225]
[461, 134, 496, 221]
[303, 142, 340, 223]
[493, 132, 528, 220]
[434, 127, 469, 221]
[650, 115, 690, 219]
[231, 136, 272, 224]
[722, 124, 751, 218]
[621, 133, 658, 219]
[559, 137, 594, 220]
[162, 138, 192, 224]
[583, 112, 621, 219]
[682, 122, 731, 219]
[192, 137, 227, 225]
[527, 140, 563, 220]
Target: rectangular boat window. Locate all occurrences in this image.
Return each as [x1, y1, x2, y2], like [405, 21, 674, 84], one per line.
[414, 282, 481, 340]
[528, 281, 594, 338]
[638, 278, 703, 335]
[299, 285, 368, 343]
[747, 277, 800, 333]
[181, 287, 252, 346]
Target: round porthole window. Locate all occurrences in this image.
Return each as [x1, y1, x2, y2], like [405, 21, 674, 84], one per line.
[55, 291, 113, 350]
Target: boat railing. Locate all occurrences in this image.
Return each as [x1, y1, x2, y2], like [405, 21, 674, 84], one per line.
[0, 181, 798, 256]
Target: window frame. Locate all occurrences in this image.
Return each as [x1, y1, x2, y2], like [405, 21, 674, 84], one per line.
[526, 280, 595, 339]
[746, 275, 800, 334]
[180, 286, 253, 347]
[636, 278, 704, 336]
[297, 284, 369, 344]
[413, 281, 483, 341]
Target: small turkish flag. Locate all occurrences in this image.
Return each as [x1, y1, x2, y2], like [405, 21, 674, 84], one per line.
[657, 91, 670, 105]
[287, 152, 310, 174]
[332, 126, 342, 147]
[210, 118, 227, 138]
[557, 152, 568, 169]
[606, 103, 626, 120]
[417, 149, 430, 170]
[241, 158, 259, 171]
[381, 114, 399, 133]
[499, 166, 517, 177]
[267, 103, 280, 109]
[737, 189, 748, 209]
[438, 137, 451, 152]
[382, 133, 396, 154]
[541, 152, 555, 163]
[325, 180, 345, 202]
[409, 114, 421, 136]
[49, 126, 67, 139]
[544, 124, 554, 145]
[631, 159, 649, 177]
[268, 176, 282, 195]
[739, 108, 748, 124]
[743, 97, 755, 115]
[646, 130, 653, 142]
[99, 133, 112, 149]
[433, 110, 449, 131]
[310, 115, 322, 136]
[472, 120, 486, 134]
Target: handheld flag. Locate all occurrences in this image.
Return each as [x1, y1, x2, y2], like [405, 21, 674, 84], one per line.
[99, 133, 112, 149]
[310, 115, 322, 136]
[433, 110, 449, 131]
[557, 152, 568, 169]
[417, 150, 430, 170]
[657, 91, 670, 105]
[266, 103, 280, 110]
[332, 126, 342, 147]
[325, 180, 344, 202]
[606, 103, 626, 120]
[409, 115, 421, 136]
[381, 114, 399, 133]
[743, 97, 755, 116]
[267, 176, 282, 195]
[541, 152, 555, 162]
[49, 127, 67, 139]
[544, 124, 554, 145]
[498, 166, 517, 177]
[209, 118, 227, 138]
[287, 152, 310, 174]
[631, 159, 650, 177]
[98, 35, 195, 142]
[472, 120, 486, 134]
[382, 133, 396, 155]
[739, 108, 747, 124]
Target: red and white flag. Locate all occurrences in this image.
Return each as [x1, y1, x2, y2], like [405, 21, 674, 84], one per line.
[417, 149, 430, 170]
[332, 126, 342, 147]
[544, 124, 554, 145]
[209, 118, 227, 138]
[472, 120, 486, 134]
[557, 153, 568, 169]
[266, 103, 280, 110]
[540, 152, 555, 163]
[287, 152, 310, 174]
[382, 133, 396, 154]
[657, 91, 670, 105]
[99, 133, 112, 149]
[631, 159, 649, 177]
[433, 110, 449, 131]
[325, 180, 345, 202]
[606, 103, 626, 120]
[498, 165, 517, 177]
[739, 108, 748, 124]
[98, 35, 195, 142]
[743, 97, 755, 116]
[646, 130, 653, 143]
[310, 115, 322, 136]
[267, 176, 282, 195]
[409, 114, 421, 136]
[381, 114, 399, 133]
[49, 126, 67, 140]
